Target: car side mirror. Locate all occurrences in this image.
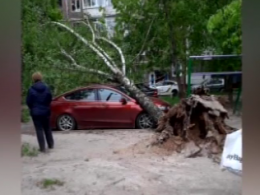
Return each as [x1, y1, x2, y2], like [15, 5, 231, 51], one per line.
[120, 97, 127, 105]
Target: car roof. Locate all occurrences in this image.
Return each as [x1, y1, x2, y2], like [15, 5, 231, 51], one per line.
[71, 84, 122, 92]
[53, 84, 127, 100]
[53, 84, 170, 105]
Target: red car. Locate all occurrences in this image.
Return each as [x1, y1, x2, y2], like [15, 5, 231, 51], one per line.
[50, 84, 171, 131]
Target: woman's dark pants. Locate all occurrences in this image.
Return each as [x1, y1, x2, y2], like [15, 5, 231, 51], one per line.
[32, 115, 54, 152]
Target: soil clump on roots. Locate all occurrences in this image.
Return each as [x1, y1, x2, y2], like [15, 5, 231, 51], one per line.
[149, 87, 237, 162]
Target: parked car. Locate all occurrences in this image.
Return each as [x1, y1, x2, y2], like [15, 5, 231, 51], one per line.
[135, 83, 158, 97]
[155, 80, 179, 97]
[192, 78, 225, 92]
[50, 84, 171, 131]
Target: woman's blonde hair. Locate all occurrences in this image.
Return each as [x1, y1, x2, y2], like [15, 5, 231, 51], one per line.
[32, 72, 43, 82]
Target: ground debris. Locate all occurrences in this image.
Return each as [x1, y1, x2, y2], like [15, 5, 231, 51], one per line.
[151, 87, 237, 161]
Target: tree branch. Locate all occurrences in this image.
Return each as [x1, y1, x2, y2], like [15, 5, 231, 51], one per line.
[96, 37, 126, 75]
[72, 19, 119, 72]
[60, 47, 111, 78]
[85, 68, 112, 77]
[51, 21, 121, 75]
[131, 18, 155, 64]
[60, 47, 77, 65]
[82, 16, 95, 42]
[77, 14, 126, 75]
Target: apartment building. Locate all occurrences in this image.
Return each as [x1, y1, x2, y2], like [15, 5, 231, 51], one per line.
[59, 0, 117, 37]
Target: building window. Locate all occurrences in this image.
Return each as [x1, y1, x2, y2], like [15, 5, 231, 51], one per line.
[71, 0, 81, 12]
[83, 0, 99, 8]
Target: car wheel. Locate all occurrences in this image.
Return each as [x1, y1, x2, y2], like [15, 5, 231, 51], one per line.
[172, 89, 178, 97]
[57, 114, 76, 131]
[135, 113, 155, 129]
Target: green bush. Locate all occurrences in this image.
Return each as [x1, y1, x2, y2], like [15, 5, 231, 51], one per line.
[160, 96, 180, 106]
[21, 143, 38, 157]
[21, 108, 30, 123]
[38, 178, 64, 189]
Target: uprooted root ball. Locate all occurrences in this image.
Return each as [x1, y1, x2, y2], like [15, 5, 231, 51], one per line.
[151, 92, 237, 162]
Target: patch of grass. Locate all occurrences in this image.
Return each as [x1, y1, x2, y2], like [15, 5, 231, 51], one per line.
[21, 108, 30, 123]
[21, 143, 38, 157]
[38, 179, 64, 189]
[159, 96, 180, 106]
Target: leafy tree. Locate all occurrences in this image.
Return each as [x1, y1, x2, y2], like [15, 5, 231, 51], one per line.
[192, 0, 242, 73]
[207, 0, 242, 54]
[22, 0, 163, 122]
[22, 0, 241, 123]
[22, 0, 109, 101]
[111, 0, 233, 97]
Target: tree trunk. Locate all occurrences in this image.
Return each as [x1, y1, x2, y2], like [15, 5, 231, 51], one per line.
[175, 65, 184, 98]
[164, 1, 186, 99]
[181, 60, 187, 98]
[174, 61, 187, 99]
[114, 73, 163, 122]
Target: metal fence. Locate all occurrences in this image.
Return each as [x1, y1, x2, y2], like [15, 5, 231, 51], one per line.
[186, 55, 242, 115]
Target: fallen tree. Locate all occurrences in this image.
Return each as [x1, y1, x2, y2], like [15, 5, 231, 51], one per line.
[150, 87, 237, 162]
[50, 16, 163, 123]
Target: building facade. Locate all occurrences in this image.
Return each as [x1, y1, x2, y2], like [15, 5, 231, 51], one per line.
[59, 0, 117, 37]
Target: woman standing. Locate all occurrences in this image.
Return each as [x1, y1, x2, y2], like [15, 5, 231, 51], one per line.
[26, 72, 54, 152]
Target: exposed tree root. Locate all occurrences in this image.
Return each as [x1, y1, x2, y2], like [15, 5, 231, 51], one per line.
[151, 87, 237, 161]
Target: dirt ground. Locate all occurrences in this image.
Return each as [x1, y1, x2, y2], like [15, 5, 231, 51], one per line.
[22, 115, 242, 195]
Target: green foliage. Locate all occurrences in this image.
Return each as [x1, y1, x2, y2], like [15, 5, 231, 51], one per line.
[22, 0, 242, 103]
[160, 96, 180, 106]
[22, 0, 110, 101]
[207, 0, 242, 54]
[111, 0, 234, 78]
[21, 143, 38, 157]
[21, 108, 30, 123]
[191, 56, 242, 72]
[38, 178, 64, 189]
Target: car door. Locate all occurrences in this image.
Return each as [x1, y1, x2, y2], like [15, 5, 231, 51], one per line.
[159, 81, 172, 95]
[156, 82, 166, 95]
[96, 88, 133, 128]
[65, 88, 101, 129]
[165, 81, 176, 95]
